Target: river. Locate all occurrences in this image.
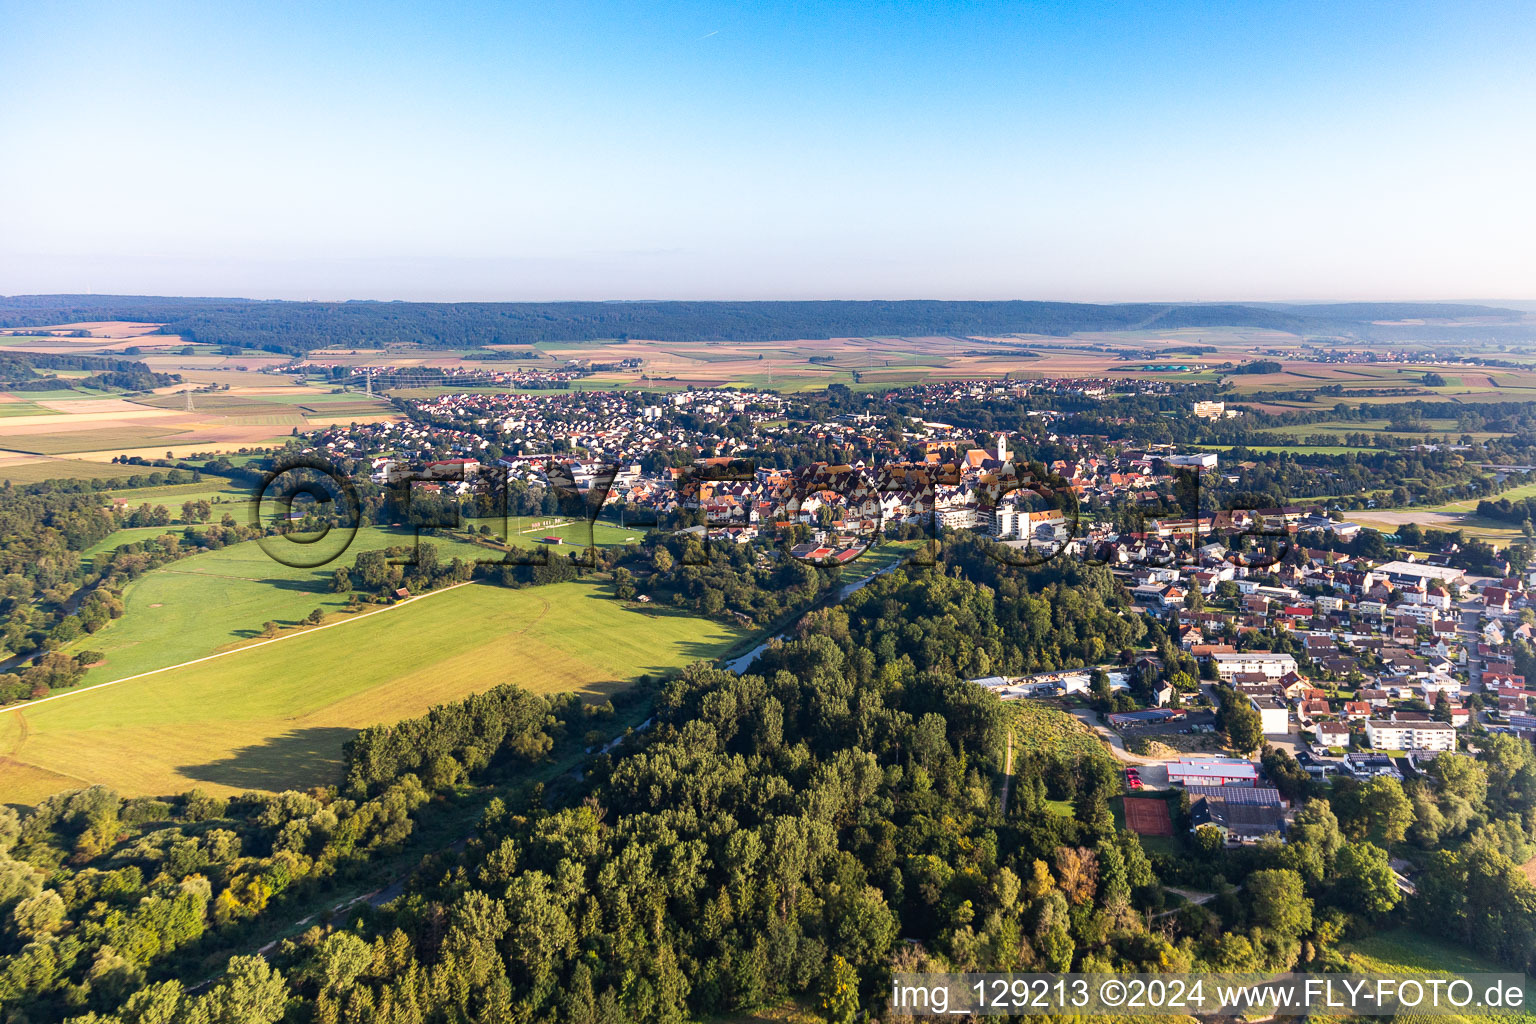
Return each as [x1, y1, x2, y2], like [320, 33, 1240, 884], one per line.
[722, 557, 907, 674]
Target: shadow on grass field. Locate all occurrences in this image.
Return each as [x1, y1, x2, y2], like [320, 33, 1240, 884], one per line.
[179, 726, 356, 792]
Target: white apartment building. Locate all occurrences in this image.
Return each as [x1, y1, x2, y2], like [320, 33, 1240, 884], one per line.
[1249, 695, 1291, 735]
[1405, 587, 1452, 611]
[1213, 651, 1299, 680]
[994, 507, 1066, 540]
[1394, 601, 1439, 626]
[1365, 718, 1455, 752]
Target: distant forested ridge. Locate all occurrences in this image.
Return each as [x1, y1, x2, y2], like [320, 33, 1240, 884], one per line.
[0, 352, 178, 392]
[0, 295, 1528, 356]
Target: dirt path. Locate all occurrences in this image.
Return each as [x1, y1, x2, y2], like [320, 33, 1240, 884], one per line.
[1000, 727, 1014, 814]
[1151, 886, 1225, 920]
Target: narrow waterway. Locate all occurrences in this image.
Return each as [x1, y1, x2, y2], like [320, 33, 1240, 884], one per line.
[723, 557, 906, 674]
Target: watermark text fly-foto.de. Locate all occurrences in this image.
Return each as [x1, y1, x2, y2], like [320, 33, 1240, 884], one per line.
[887, 973, 1527, 1016]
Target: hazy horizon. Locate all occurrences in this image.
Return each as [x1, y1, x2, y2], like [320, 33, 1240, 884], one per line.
[4, 1, 1533, 302]
[6, 292, 1536, 309]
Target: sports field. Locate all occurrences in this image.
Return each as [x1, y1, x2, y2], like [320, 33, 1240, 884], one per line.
[0, 580, 745, 801]
[1123, 796, 1174, 836]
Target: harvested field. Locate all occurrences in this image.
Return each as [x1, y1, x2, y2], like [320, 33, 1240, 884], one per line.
[0, 455, 153, 485]
[0, 425, 189, 455]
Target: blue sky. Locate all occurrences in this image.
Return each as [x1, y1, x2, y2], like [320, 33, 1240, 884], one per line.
[1, 1, 1532, 301]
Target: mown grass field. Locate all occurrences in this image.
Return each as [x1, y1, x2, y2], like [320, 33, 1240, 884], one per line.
[1, 580, 745, 802]
[1415, 478, 1536, 514]
[1332, 929, 1535, 1024]
[79, 484, 254, 556]
[99, 480, 252, 507]
[62, 527, 499, 684]
[81, 524, 215, 558]
[1349, 480, 1536, 545]
[460, 515, 647, 550]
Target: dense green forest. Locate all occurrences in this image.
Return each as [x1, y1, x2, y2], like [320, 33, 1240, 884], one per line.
[0, 534, 1531, 1023]
[0, 296, 1527, 356]
[0, 354, 177, 393]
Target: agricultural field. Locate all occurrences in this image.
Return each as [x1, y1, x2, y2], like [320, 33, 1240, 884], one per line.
[0, 454, 153, 485]
[137, 392, 311, 422]
[3, 424, 192, 455]
[0, 400, 53, 418]
[97, 480, 252, 506]
[0, 579, 746, 801]
[78, 482, 257, 552]
[0, 388, 118, 401]
[0, 335, 68, 346]
[60, 527, 499, 685]
[16, 318, 1536, 399]
[1350, 479, 1536, 543]
[0, 351, 399, 462]
[1197, 443, 1378, 455]
[1260, 418, 1513, 444]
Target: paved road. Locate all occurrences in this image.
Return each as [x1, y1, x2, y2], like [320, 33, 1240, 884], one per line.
[1070, 708, 1159, 763]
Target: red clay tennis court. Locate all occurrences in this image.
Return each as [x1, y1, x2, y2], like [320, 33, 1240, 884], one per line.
[1124, 797, 1173, 837]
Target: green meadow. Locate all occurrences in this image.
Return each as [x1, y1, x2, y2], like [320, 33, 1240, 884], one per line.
[0, 402, 53, 418]
[0, 580, 745, 802]
[459, 515, 647, 550]
[64, 527, 500, 684]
